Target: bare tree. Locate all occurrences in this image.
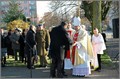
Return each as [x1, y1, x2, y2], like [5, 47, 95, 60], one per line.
[48, 1, 112, 32]
[109, 1, 119, 18]
[81, 1, 112, 25]
[49, 1, 112, 22]
[49, 1, 78, 20]
[42, 12, 61, 29]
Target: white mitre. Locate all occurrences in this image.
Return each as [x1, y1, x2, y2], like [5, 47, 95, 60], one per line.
[72, 16, 81, 26]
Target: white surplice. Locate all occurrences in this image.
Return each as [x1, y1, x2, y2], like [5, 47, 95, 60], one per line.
[72, 29, 93, 76]
[91, 33, 106, 69]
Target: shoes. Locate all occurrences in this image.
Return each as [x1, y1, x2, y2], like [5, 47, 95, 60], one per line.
[39, 65, 43, 67]
[56, 76, 63, 78]
[43, 65, 47, 68]
[95, 68, 101, 72]
[39, 65, 47, 68]
[27, 66, 35, 69]
[97, 69, 101, 72]
[79, 75, 85, 77]
[62, 72, 68, 76]
[72, 75, 85, 77]
[63, 74, 68, 76]
[31, 66, 35, 69]
[49, 74, 56, 78]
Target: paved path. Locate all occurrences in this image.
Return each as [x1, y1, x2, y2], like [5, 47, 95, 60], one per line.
[106, 38, 119, 59]
[1, 38, 119, 79]
[1, 66, 119, 78]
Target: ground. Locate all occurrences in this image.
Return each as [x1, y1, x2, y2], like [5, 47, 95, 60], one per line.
[1, 38, 119, 78]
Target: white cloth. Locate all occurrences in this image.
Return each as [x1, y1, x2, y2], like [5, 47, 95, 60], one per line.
[73, 61, 91, 76]
[91, 33, 106, 69]
[77, 43, 81, 49]
[73, 48, 91, 76]
[64, 58, 73, 69]
[77, 44, 90, 62]
[92, 33, 106, 54]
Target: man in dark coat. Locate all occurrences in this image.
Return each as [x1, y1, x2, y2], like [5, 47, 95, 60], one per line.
[49, 21, 72, 78]
[19, 29, 27, 63]
[25, 25, 36, 69]
[1, 29, 7, 67]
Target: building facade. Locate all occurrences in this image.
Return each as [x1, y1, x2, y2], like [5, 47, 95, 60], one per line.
[0, 1, 37, 27]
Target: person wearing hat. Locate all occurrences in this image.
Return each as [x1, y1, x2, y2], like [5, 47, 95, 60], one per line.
[71, 17, 93, 77]
[35, 23, 50, 67]
[39, 20, 45, 28]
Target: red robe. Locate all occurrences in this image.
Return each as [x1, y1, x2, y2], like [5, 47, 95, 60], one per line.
[71, 32, 79, 65]
[66, 30, 72, 58]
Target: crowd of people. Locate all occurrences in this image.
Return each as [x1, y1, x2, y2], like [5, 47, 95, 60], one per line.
[1, 16, 106, 78]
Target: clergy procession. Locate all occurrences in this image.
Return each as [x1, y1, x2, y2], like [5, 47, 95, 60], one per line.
[1, 16, 107, 78]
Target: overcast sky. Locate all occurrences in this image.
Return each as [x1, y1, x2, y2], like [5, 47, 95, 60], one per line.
[36, 1, 51, 18]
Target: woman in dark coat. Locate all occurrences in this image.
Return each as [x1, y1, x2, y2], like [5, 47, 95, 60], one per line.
[19, 29, 26, 63]
[6, 30, 14, 58]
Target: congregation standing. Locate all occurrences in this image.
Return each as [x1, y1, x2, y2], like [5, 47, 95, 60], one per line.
[1, 16, 106, 78]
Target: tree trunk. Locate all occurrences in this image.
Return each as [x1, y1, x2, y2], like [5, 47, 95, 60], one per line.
[93, 1, 102, 33]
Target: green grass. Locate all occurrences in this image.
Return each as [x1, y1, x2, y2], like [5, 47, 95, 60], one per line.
[101, 52, 111, 59]
[5, 56, 51, 67]
[5, 51, 113, 68]
[101, 51, 113, 68]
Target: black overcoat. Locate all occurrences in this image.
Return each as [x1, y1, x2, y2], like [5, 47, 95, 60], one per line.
[49, 25, 72, 60]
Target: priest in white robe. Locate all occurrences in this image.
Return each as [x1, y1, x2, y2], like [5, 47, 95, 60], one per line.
[71, 17, 93, 77]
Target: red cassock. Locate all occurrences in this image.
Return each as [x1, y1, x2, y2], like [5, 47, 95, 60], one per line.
[66, 30, 72, 59]
[71, 32, 79, 65]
